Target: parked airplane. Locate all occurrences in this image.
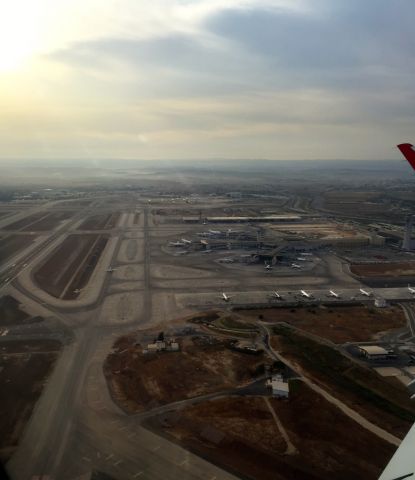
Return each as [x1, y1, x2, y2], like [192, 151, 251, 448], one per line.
[359, 288, 372, 297]
[181, 238, 192, 244]
[300, 290, 312, 298]
[264, 264, 273, 270]
[221, 292, 232, 302]
[106, 267, 117, 272]
[169, 241, 186, 247]
[73, 288, 83, 294]
[408, 284, 415, 294]
[209, 229, 221, 235]
[291, 263, 302, 269]
[268, 291, 281, 299]
[296, 257, 308, 262]
[328, 290, 340, 298]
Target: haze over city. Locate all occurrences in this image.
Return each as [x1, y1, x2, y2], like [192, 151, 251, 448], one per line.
[1, 0, 414, 161]
[3, 3, 415, 480]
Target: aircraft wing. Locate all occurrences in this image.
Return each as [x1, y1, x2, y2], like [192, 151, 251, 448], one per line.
[379, 422, 415, 480]
[397, 143, 415, 171]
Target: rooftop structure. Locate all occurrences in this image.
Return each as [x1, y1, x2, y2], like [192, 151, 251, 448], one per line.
[267, 374, 290, 398]
[358, 345, 389, 359]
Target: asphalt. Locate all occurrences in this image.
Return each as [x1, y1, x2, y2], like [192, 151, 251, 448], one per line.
[3, 199, 414, 480]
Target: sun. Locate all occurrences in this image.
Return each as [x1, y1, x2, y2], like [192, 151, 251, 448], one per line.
[0, 3, 40, 72]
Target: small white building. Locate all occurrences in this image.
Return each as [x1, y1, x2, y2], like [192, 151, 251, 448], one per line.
[358, 345, 389, 360]
[267, 374, 289, 398]
[374, 297, 387, 308]
[167, 342, 180, 352]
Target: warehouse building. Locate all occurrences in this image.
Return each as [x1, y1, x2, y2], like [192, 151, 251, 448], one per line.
[358, 345, 389, 360]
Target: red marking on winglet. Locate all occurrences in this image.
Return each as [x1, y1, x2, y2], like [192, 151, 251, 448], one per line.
[398, 143, 415, 171]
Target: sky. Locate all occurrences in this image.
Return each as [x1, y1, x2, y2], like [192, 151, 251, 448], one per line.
[0, 0, 414, 161]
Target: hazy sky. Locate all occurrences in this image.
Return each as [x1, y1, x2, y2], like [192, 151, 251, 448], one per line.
[0, 0, 414, 161]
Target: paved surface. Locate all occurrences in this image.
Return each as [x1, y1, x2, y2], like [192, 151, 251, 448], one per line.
[1, 196, 412, 479]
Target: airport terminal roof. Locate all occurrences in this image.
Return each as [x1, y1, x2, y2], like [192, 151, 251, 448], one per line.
[206, 215, 301, 222]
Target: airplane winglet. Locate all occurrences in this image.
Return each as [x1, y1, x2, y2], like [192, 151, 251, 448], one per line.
[397, 143, 415, 171]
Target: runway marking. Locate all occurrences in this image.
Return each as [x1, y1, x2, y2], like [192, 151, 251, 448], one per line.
[105, 453, 114, 461]
[152, 445, 160, 452]
[133, 472, 143, 478]
[82, 456, 91, 462]
[114, 459, 123, 467]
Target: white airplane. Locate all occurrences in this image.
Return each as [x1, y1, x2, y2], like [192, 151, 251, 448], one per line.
[209, 229, 221, 235]
[300, 290, 312, 298]
[328, 290, 340, 298]
[264, 264, 273, 270]
[300, 252, 313, 256]
[296, 257, 308, 262]
[73, 288, 83, 294]
[291, 263, 302, 269]
[359, 288, 372, 297]
[221, 292, 232, 302]
[408, 284, 415, 294]
[269, 291, 281, 299]
[106, 267, 117, 272]
[181, 238, 192, 244]
[169, 241, 186, 247]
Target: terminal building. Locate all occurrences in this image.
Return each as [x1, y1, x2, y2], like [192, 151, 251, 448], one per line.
[204, 215, 301, 223]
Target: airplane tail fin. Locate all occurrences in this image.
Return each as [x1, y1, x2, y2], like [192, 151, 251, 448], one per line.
[397, 143, 415, 171]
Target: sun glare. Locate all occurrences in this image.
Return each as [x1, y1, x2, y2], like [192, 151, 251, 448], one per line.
[0, 3, 40, 72]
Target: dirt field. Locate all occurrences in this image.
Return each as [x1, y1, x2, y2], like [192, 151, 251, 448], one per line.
[146, 381, 395, 480]
[0, 340, 61, 461]
[272, 326, 415, 437]
[352, 262, 415, 277]
[0, 296, 43, 326]
[79, 213, 120, 230]
[2, 212, 47, 230]
[2, 211, 73, 231]
[23, 211, 73, 231]
[0, 234, 36, 264]
[105, 335, 266, 413]
[34, 234, 108, 299]
[237, 305, 406, 343]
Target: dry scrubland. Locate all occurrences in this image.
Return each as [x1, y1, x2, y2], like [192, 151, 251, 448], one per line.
[238, 305, 406, 343]
[0, 339, 61, 462]
[272, 326, 415, 437]
[146, 381, 395, 480]
[352, 262, 415, 277]
[104, 334, 265, 413]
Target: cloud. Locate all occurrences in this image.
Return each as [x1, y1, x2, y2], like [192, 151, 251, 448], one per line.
[3, 0, 415, 160]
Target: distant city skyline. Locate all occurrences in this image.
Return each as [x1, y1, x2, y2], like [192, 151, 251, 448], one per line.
[0, 0, 414, 161]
